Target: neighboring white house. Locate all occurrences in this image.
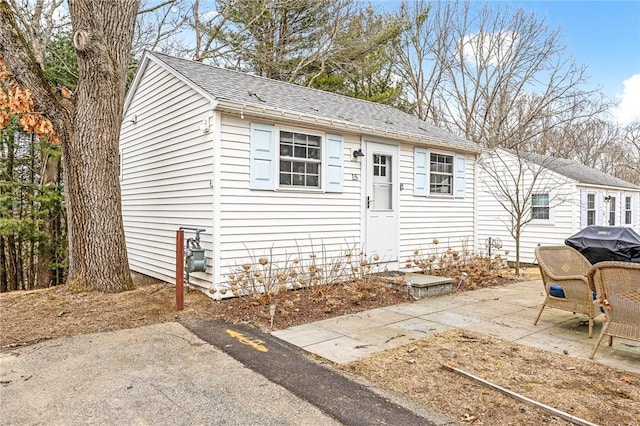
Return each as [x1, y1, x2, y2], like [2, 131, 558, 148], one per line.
[119, 51, 482, 297]
[477, 149, 640, 264]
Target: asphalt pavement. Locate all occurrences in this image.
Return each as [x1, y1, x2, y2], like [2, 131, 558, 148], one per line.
[0, 320, 453, 425]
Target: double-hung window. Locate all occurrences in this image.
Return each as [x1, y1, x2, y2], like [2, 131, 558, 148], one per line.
[609, 196, 617, 226]
[414, 149, 465, 197]
[532, 193, 550, 220]
[587, 193, 596, 225]
[625, 196, 632, 225]
[279, 131, 321, 188]
[249, 123, 344, 192]
[430, 153, 453, 194]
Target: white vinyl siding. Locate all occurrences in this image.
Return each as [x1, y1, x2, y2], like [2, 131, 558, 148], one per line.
[401, 145, 475, 263]
[120, 61, 214, 285]
[477, 149, 574, 264]
[214, 115, 358, 296]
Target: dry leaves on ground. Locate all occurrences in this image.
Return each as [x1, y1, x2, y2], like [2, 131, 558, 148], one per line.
[3, 270, 638, 425]
[0, 274, 410, 349]
[343, 328, 640, 425]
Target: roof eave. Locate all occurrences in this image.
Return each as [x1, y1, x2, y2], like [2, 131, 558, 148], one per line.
[215, 99, 483, 154]
[578, 183, 640, 192]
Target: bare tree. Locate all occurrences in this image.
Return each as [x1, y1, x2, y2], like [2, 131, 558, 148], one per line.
[0, 0, 139, 292]
[614, 121, 640, 185]
[393, 0, 454, 123]
[479, 148, 572, 273]
[6, 0, 68, 67]
[393, 1, 599, 150]
[133, 0, 191, 58]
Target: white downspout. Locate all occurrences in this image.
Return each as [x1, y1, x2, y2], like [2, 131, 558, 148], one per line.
[473, 153, 479, 254]
[211, 109, 223, 296]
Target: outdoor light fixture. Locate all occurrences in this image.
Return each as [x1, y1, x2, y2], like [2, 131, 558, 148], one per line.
[604, 195, 611, 202]
[353, 148, 365, 158]
[199, 117, 211, 133]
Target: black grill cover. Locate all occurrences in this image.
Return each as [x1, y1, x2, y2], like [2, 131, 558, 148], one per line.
[565, 226, 640, 264]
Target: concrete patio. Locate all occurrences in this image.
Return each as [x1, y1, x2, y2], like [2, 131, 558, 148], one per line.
[273, 280, 640, 373]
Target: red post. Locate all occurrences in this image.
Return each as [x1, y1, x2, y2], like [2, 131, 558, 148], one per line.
[176, 229, 184, 311]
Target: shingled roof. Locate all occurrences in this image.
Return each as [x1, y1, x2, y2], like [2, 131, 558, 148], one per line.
[144, 51, 478, 152]
[519, 151, 639, 190]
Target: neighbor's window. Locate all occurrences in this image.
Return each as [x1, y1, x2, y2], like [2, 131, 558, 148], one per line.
[279, 131, 321, 188]
[609, 196, 616, 226]
[532, 193, 550, 220]
[587, 193, 596, 225]
[625, 196, 632, 225]
[430, 153, 453, 194]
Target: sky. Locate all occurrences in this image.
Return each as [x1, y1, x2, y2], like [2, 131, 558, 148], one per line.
[372, 0, 640, 124]
[511, 1, 640, 124]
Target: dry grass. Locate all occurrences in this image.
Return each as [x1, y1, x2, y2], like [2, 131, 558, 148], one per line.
[343, 328, 640, 425]
[4, 267, 637, 425]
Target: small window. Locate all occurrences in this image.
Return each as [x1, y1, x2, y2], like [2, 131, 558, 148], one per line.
[430, 153, 453, 194]
[609, 196, 616, 226]
[587, 193, 596, 225]
[279, 131, 321, 188]
[625, 196, 632, 225]
[532, 193, 549, 220]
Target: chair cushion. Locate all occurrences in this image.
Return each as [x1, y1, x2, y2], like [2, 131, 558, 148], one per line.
[550, 284, 565, 298]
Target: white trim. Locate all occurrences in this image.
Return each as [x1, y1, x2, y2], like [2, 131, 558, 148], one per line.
[216, 100, 483, 155]
[124, 52, 219, 114]
[428, 149, 457, 197]
[211, 110, 222, 290]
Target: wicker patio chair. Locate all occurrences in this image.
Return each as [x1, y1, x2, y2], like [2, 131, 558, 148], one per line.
[534, 245, 601, 337]
[587, 261, 640, 359]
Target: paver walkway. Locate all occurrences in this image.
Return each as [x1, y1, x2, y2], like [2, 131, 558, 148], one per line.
[273, 280, 640, 373]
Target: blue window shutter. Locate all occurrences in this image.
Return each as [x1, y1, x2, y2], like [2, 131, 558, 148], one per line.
[579, 189, 587, 228]
[455, 154, 466, 198]
[324, 134, 344, 192]
[414, 148, 428, 196]
[250, 123, 276, 190]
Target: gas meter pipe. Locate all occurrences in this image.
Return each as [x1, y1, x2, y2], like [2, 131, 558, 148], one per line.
[175, 229, 184, 310]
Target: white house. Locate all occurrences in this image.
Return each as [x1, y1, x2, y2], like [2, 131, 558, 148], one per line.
[119, 51, 482, 297]
[477, 149, 640, 264]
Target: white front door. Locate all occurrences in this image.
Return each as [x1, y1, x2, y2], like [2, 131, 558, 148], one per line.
[365, 142, 398, 262]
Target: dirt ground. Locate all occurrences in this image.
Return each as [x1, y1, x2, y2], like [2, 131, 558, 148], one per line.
[2, 271, 639, 425]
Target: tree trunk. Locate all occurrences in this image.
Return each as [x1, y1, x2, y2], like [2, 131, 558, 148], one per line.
[514, 225, 521, 276]
[61, 0, 139, 292]
[0, 237, 7, 292]
[35, 148, 59, 289]
[1, 1, 140, 292]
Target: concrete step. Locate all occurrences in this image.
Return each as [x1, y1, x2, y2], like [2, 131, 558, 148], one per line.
[384, 272, 454, 299]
